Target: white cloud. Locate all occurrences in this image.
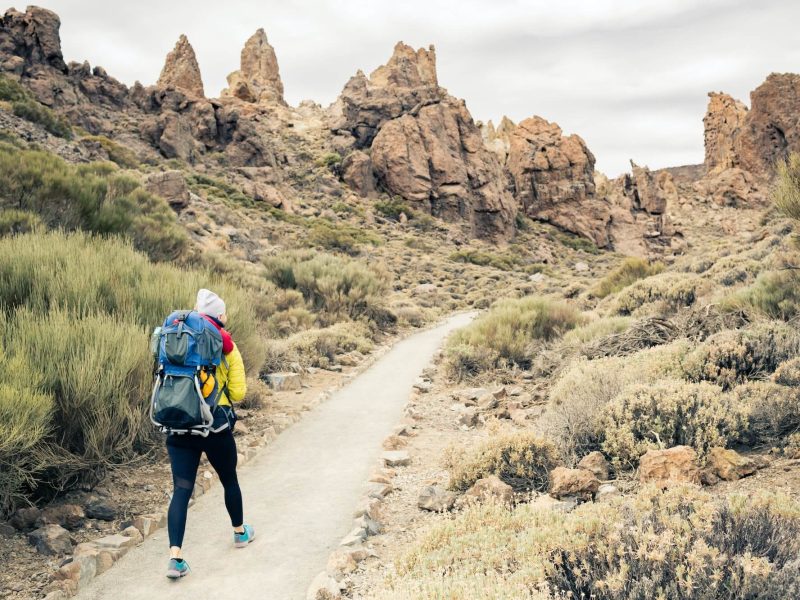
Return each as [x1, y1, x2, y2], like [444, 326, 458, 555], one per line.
[24, 0, 800, 175]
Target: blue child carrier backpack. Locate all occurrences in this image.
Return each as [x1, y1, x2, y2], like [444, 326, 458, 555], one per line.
[150, 310, 225, 436]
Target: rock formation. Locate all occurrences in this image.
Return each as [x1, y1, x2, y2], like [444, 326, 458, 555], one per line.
[703, 92, 747, 170]
[505, 116, 610, 246]
[334, 42, 516, 240]
[222, 29, 285, 105]
[157, 35, 204, 98]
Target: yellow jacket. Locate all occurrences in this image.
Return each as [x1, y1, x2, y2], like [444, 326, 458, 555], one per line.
[216, 344, 246, 406]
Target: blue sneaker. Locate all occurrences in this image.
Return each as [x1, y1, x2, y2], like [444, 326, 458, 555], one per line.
[234, 524, 255, 548]
[166, 558, 190, 579]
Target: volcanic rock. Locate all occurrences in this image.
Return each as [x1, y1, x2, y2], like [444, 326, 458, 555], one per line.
[548, 467, 600, 500]
[639, 445, 700, 486]
[223, 29, 285, 105]
[704, 92, 748, 170]
[157, 35, 205, 98]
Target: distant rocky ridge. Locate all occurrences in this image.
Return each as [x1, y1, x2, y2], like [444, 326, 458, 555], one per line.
[0, 6, 794, 255]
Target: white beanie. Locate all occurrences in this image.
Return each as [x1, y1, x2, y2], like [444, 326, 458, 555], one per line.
[196, 288, 226, 319]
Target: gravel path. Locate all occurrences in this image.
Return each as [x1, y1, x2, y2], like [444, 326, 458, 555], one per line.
[74, 312, 474, 600]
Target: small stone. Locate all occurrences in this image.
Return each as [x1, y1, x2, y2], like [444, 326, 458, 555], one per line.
[55, 554, 96, 591]
[353, 497, 381, 519]
[366, 483, 392, 499]
[382, 451, 411, 467]
[577, 451, 611, 481]
[265, 372, 302, 391]
[132, 515, 158, 538]
[339, 526, 367, 547]
[476, 393, 499, 411]
[707, 447, 758, 482]
[0, 521, 15, 537]
[28, 524, 73, 556]
[121, 526, 144, 545]
[85, 499, 118, 521]
[418, 486, 458, 512]
[353, 514, 381, 536]
[326, 549, 358, 579]
[574, 262, 590, 272]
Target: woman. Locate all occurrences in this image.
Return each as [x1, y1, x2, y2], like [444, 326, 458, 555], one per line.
[165, 289, 254, 579]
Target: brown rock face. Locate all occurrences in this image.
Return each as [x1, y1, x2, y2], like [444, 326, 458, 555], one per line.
[704, 92, 748, 170]
[639, 446, 700, 486]
[223, 29, 285, 105]
[736, 73, 800, 174]
[706, 447, 757, 482]
[0, 6, 66, 74]
[693, 167, 766, 207]
[338, 42, 516, 240]
[506, 116, 610, 246]
[548, 467, 600, 500]
[157, 35, 204, 98]
[577, 451, 610, 481]
[146, 170, 191, 209]
[624, 161, 675, 215]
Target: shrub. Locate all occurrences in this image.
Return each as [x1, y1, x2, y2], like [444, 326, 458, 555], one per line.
[317, 152, 342, 169]
[0, 74, 72, 138]
[0, 208, 42, 235]
[682, 321, 800, 390]
[555, 231, 600, 254]
[263, 250, 389, 323]
[723, 270, 800, 320]
[265, 307, 315, 338]
[613, 272, 700, 315]
[731, 381, 800, 443]
[81, 135, 139, 168]
[380, 486, 800, 600]
[374, 198, 411, 221]
[0, 145, 186, 261]
[446, 297, 582, 375]
[772, 357, 800, 386]
[448, 432, 559, 492]
[593, 257, 664, 298]
[448, 249, 520, 271]
[774, 152, 800, 222]
[261, 322, 373, 373]
[599, 380, 746, 468]
[442, 343, 500, 381]
[306, 220, 381, 255]
[561, 316, 632, 345]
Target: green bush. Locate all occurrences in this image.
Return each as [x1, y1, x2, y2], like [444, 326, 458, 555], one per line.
[317, 152, 342, 168]
[0, 145, 186, 261]
[561, 316, 632, 345]
[593, 257, 664, 298]
[723, 270, 800, 320]
[613, 272, 700, 315]
[731, 381, 800, 443]
[446, 296, 582, 376]
[0, 232, 266, 509]
[306, 220, 381, 255]
[263, 250, 389, 323]
[555, 231, 600, 254]
[261, 322, 373, 373]
[0, 208, 42, 235]
[448, 432, 560, 492]
[774, 153, 800, 222]
[374, 197, 412, 221]
[683, 321, 800, 390]
[448, 249, 520, 271]
[600, 380, 746, 468]
[0, 74, 72, 138]
[81, 135, 139, 168]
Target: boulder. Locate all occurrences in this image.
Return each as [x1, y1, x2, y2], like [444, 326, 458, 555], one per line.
[417, 485, 458, 512]
[9, 506, 41, 530]
[706, 447, 757, 482]
[28, 524, 73, 556]
[463, 475, 514, 505]
[595, 483, 620, 501]
[85, 499, 118, 521]
[693, 167, 766, 207]
[40, 504, 85, 531]
[624, 161, 675, 216]
[506, 116, 610, 247]
[577, 452, 610, 481]
[548, 467, 600, 500]
[222, 29, 285, 105]
[639, 446, 700, 486]
[146, 170, 191, 209]
[265, 372, 302, 391]
[156, 35, 204, 98]
[341, 150, 376, 197]
[54, 553, 96, 592]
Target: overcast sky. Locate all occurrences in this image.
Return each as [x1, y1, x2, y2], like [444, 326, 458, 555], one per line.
[22, 0, 800, 175]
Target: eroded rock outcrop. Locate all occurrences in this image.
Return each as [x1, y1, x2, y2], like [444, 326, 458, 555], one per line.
[704, 92, 747, 170]
[505, 116, 611, 246]
[157, 35, 204, 98]
[222, 29, 285, 105]
[335, 42, 516, 240]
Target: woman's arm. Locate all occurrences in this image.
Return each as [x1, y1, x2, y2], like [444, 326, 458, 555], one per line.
[225, 345, 247, 403]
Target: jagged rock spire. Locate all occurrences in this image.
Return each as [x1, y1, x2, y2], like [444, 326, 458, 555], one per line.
[157, 34, 205, 98]
[222, 28, 285, 105]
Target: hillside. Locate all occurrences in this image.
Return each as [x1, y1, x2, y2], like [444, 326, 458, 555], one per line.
[1, 5, 800, 600]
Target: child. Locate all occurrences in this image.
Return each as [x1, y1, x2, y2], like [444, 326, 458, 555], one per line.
[195, 288, 234, 354]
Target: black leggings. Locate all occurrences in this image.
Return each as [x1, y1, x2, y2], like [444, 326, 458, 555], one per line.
[166, 429, 243, 548]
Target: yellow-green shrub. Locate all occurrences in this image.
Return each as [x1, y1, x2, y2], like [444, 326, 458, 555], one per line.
[448, 432, 559, 492]
[593, 257, 664, 298]
[379, 486, 800, 600]
[613, 272, 700, 315]
[561, 316, 632, 345]
[772, 357, 800, 386]
[446, 296, 582, 375]
[682, 321, 800, 390]
[731, 381, 800, 443]
[0, 208, 42, 235]
[261, 322, 373, 373]
[81, 135, 139, 168]
[0, 74, 72, 138]
[723, 270, 800, 320]
[774, 153, 800, 221]
[599, 380, 746, 468]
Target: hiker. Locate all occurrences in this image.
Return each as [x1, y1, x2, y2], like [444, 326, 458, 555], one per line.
[164, 289, 254, 579]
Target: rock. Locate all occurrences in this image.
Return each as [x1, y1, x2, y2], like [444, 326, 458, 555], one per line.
[265, 372, 302, 391]
[382, 435, 408, 450]
[306, 571, 342, 600]
[121, 525, 144, 545]
[93, 533, 138, 551]
[54, 553, 96, 592]
[417, 485, 458, 512]
[463, 475, 514, 505]
[366, 483, 393, 499]
[453, 388, 488, 405]
[85, 499, 118, 521]
[706, 447, 757, 482]
[341, 150, 376, 197]
[577, 451, 610, 481]
[146, 170, 191, 209]
[339, 526, 367, 547]
[132, 515, 159, 538]
[222, 29, 285, 105]
[574, 262, 589, 273]
[10, 506, 41, 530]
[476, 392, 499, 411]
[529, 494, 578, 513]
[354, 513, 381, 536]
[40, 504, 85, 531]
[412, 379, 432, 393]
[412, 283, 438, 296]
[693, 167, 766, 207]
[639, 446, 701, 486]
[382, 450, 411, 467]
[506, 115, 610, 247]
[157, 35, 204, 98]
[28, 524, 73, 556]
[326, 549, 357, 579]
[704, 92, 748, 169]
[549, 467, 600, 500]
[595, 483, 620, 501]
[0, 521, 15, 537]
[625, 161, 674, 216]
[458, 408, 480, 428]
[353, 496, 382, 519]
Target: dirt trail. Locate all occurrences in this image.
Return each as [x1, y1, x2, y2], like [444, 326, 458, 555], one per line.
[74, 312, 474, 600]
